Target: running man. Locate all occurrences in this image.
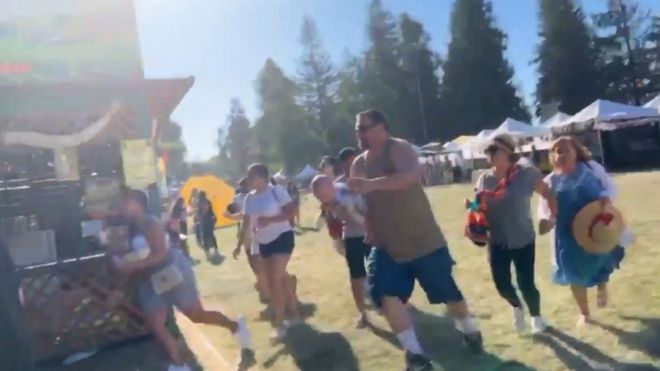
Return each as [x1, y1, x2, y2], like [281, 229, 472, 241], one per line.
[312, 174, 371, 328]
[347, 109, 483, 370]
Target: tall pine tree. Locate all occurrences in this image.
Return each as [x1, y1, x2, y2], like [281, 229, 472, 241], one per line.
[255, 59, 323, 173]
[222, 99, 252, 180]
[535, 0, 601, 115]
[359, 0, 413, 138]
[439, 0, 529, 140]
[399, 13, 442, 143]
[297, 16, 338, 144]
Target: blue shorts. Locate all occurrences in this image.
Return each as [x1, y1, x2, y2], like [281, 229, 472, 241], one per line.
[367, 247, 464, 308]
[260, 230, 295, 258]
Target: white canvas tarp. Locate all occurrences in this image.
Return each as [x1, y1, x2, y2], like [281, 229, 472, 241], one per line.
[644, 94, 660, 113]
[540, 112, 571, 128]
[555, 99, 660, 133]
[490, 118, 549, 138]
[294, 164, 319, 181]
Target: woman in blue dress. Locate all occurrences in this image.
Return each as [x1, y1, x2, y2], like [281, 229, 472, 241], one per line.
[538, 137, 625, 326]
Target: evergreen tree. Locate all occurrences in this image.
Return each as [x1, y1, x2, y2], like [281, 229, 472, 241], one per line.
[593, 0, 659, 104]
[535, 0, 601, 115]
[221, 99, 252, 179]
[439, 0, 529, 140]
[359, 0, 413, 138]
[399, 13, 442, 143]
[297, 16, 338, 144]
[254, 59, 323, 173]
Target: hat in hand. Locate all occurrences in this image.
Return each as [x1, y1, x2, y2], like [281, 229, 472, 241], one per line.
[572, 201, 624, 254]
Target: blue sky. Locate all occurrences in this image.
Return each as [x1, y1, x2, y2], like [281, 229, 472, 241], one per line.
[134, 0, 659, 161]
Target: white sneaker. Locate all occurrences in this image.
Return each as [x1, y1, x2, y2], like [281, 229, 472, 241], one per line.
[512, 307, 526, 332]
[531, 316, 547, 334]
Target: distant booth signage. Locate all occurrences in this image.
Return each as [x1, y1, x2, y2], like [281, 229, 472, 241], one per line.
[0, 0, 195, 362]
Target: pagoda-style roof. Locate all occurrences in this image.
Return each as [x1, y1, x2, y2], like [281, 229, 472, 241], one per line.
[0, 77, 194, 137]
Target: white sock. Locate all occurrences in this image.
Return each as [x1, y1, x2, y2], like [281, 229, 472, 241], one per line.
[396, 327, 424, 355]
[457, 316, 480, 334]
[234, 317, 252, 349]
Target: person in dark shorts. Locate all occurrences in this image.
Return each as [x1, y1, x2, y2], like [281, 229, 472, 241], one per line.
[167, 197, 192, 259]
[240, 164, 301, 343]
[348, 110, 483, 370]
[312, 174, 371, 328]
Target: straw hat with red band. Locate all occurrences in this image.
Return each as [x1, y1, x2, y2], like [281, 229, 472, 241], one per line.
[572, 201, 625, 254]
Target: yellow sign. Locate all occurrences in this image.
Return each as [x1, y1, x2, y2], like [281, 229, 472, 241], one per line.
[121, 139, 157, 188]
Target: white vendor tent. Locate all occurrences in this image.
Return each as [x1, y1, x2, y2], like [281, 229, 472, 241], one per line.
[490, 118, 549, 138]
[294, 164, 319, 181]
[553, 99, 660, 134]
[644, 94, 660, 113]
[540, 112, 571, 128]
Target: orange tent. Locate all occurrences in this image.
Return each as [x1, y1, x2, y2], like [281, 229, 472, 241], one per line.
[180, 175, 236, 228]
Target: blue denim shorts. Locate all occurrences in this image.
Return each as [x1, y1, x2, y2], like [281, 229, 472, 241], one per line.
[367, 247, 464, 307]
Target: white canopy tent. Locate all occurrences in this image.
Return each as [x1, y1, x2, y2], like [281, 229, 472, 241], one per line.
[539, 112, 571, 128]
[644, 94, 660, 113]
[554, 99, 660, 133]
[489, 118, 550, 138]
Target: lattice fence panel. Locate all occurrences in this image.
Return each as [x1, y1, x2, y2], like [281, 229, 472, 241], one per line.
[18, 255, 148, 361]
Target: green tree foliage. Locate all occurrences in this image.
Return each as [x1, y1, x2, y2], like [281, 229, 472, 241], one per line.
[359, 0, 413, 138]
[221, 99, 252, 179]
[255, 59, 324, 173]
[593, 0, 660, 104]
[439, 0, 529, 140]
[399, 13, 442, 143]
[535, 0, 601, 116]
[297, 16, 338, 144]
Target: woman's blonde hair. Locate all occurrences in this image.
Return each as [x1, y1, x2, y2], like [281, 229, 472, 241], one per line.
[549, 136, 592, 168]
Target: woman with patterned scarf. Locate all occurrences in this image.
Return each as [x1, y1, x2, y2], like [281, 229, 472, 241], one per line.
[468, 134, 557, 334]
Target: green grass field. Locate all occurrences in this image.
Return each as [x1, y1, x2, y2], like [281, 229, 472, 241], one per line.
[187, 171, 660, 371]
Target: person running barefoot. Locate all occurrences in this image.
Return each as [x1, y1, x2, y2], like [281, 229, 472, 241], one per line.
[473, 134, 557, 334]
[348, 110, 483, 371]
[113, 190, 255, 369]
[538, 137, 625, 327]
[241, 164, 301, 343]
[312, 175, 371, 329]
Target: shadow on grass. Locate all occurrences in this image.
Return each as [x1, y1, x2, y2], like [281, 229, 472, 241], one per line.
[205, 251, 226, 266]
[533, 327, 658, 371]
[262, 323, 359, 371]
[257, 302, 318, 325]
[411, 307, 536, 371]
[593, 316, 660, 359]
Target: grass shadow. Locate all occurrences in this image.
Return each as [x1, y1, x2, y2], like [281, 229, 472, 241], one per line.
[411, 308, 536, 371]
[262, 323, 359, 371]
[533, 327, 658, 371]
[257, 302, 318, 325]
[592, 316, 660, 359]
[205, 252, 225, 266]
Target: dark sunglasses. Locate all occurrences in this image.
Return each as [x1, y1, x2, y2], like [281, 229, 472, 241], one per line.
[485, 146, 500, 155]
[355, 123, 379, 133]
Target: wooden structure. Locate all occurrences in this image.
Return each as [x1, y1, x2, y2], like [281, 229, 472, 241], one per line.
[0, 77, 193, 361]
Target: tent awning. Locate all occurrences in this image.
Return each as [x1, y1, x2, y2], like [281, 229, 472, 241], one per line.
[552, 99, 660, 134]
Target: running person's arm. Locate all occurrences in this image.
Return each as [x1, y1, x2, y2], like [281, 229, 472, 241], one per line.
[348, 140, 420, 194]
[257, 186, 295, 227]
[115, 220, 168, 274]
[349, 155, 374, 244]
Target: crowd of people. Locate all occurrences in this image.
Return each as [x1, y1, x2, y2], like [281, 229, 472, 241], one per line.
[108, 109, 631, 371]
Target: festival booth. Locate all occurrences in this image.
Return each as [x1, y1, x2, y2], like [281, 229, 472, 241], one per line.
[551, 99, 660, 170]
[0, 77, 194, 361]
[0, 0, 197, 362]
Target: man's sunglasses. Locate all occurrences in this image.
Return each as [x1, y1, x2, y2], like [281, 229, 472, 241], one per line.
[485, 145, 500, 155]
[356, 123, 380, 133]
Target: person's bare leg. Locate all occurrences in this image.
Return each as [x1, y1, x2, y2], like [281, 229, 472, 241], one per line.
[350, 278, 368, 316]
[570, 285, 591, 325]
[597, 282, 608, 308]
[380, 296, 425, 356]
[254, 256, 271, 301]
[180, 300, 238, 332]
[265, 256, 289, 330]
[284, 273, 300, 320]
[146, 309, 183, 365]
